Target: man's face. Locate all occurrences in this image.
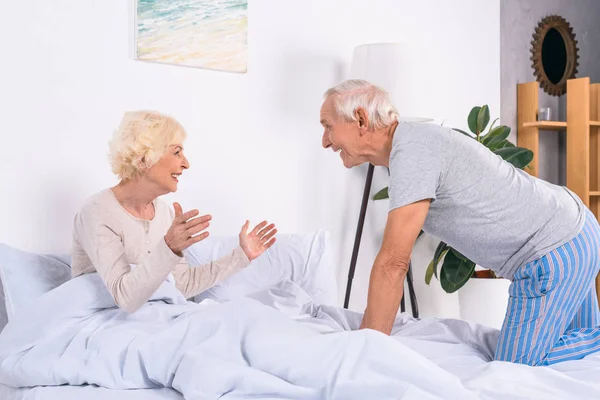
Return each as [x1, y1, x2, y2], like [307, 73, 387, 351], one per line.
[320, 96, 364, 168]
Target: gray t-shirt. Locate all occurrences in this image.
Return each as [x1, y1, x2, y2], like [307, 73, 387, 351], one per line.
[388, 122, 585, 279]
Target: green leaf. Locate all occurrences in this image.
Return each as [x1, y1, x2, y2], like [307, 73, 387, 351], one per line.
[427, 248, 449, 284]
[440, 251, 476, 293]
[373, 187, 389, 200]
[453, 128, 474, 139]
[425, 260, 435, 285]
[482, 126, 510, 147]
[488, 140, 508, 151]
[489, 140, 516, 151]
[477, 105, 490, 134]
[467, 107, 481, 134]
[488, 117, 499, 132]
[494, 147, 534, 169]
[449, 247, 469, 261]
[431, 241, 449, 280]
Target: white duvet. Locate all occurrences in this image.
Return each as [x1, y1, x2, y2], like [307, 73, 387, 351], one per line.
[0, 274, 598, 400]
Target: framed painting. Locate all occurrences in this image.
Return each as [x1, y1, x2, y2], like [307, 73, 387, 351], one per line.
[135, 0, 248, 73]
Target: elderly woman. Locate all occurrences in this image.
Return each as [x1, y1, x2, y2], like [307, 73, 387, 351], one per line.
[319, 79, 600, 366]
[71, 110, 277, 313]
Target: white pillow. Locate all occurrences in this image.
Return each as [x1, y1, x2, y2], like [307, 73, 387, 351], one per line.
[0, 243, 72, 323]
[0, 229, 339, 326]
[183, 229, 338, 306]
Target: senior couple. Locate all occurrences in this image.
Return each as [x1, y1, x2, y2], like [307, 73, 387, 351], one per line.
[72, 80, 600, 367]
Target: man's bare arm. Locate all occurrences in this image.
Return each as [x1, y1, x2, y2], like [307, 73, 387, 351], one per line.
[360, 199, 431, 335]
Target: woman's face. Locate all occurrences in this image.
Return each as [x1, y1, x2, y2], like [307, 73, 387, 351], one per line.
[145, 144, 190, 193]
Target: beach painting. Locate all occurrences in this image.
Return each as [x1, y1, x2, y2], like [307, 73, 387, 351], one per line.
[135, 0, 248, 73]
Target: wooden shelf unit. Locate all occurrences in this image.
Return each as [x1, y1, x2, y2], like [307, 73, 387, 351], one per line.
[518, 77, 600, 302]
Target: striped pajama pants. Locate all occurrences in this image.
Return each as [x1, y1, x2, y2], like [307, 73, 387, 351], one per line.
[495, 207, 600, 366]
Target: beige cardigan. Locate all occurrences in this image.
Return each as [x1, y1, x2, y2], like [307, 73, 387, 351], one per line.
[71, 189, 250, 313]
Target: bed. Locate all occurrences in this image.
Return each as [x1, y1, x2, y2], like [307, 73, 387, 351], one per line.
[1, 232, 599, 399]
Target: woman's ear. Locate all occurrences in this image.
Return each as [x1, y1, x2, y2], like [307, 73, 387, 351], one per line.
[138, 155, 150, 173]
[355, 107, 370, 135]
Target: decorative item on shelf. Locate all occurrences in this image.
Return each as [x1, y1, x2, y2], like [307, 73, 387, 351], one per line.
[343, 42, 433, 317]
[373, 105, 534, 294]
[135, 0, 248, 73]
[537, 107, 552, 121]
[530, 15, 579, 96]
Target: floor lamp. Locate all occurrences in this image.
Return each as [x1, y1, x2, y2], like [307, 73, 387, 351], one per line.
[342, 163, 419, 318]
[342, 43, 432, 319]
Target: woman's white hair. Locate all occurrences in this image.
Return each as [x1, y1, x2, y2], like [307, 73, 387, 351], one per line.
[108, 110, 187, 180]
[323, 79, 399, 130]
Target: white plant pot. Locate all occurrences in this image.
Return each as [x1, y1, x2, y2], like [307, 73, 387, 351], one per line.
[458, 277, 511, 329]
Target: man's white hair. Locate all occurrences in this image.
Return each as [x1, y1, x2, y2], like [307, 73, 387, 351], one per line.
[323, 79, 399, 130]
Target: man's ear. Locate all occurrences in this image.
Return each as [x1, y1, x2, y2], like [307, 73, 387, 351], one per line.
[355, 107, 369, 135]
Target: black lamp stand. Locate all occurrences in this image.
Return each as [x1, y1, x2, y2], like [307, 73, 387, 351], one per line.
[343, 163, 419, 319]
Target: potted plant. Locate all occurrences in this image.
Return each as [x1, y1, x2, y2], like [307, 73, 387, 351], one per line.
[373, 105, 534, 327]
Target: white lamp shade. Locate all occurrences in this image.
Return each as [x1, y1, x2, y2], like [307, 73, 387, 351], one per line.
[349, 42, 432, 122]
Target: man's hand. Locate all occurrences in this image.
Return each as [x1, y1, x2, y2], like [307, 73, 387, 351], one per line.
[359, 199, 430, 335]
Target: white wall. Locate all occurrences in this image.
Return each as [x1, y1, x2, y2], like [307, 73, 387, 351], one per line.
[0, 0, 500, 318]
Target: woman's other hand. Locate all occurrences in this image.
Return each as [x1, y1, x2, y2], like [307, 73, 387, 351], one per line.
[239, 220, 277, 261]
[165, 202, 211, 256]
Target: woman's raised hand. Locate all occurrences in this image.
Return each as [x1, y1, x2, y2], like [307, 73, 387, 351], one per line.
[238, 220, 277, 261]
[165, 202, 211, 256]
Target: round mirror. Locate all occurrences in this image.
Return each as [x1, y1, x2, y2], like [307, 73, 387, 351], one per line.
[530, 15, 579, 96]
[541, 28, 567, 84]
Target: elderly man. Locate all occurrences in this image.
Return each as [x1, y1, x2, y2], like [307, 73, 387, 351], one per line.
[319, 79, 600, 366]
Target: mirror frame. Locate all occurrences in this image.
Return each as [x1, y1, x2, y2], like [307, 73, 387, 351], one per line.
[530, 15, 579, 96]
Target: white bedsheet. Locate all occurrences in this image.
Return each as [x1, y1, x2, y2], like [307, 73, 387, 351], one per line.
[0, 383, 183, 400]
[385, 316, 600, 399]
[0, 274, 599, 399]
